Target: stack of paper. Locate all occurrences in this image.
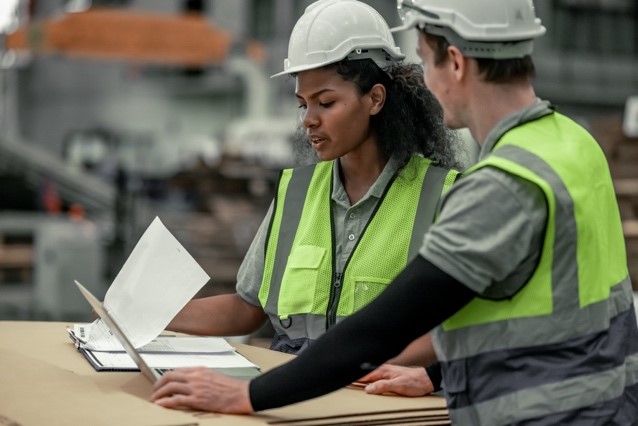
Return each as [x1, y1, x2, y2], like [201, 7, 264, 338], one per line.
[70, 217, 261, 379]
[67, 323, 260, 378]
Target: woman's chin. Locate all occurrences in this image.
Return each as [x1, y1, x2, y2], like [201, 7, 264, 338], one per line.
[313, 148, 334, 162]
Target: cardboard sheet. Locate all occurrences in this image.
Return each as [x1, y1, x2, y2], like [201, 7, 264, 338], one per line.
[0, 322, 449, 426]
[0, 350, 196, 426]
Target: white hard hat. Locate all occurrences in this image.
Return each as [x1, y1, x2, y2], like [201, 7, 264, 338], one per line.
[392, 0, 546, 59]
[272, 0, 405, 77]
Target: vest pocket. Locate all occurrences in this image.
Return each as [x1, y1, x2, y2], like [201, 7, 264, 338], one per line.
[278, 245, 327, 315]
[440, 359, 470, 411]
[351, 276, 392, 313]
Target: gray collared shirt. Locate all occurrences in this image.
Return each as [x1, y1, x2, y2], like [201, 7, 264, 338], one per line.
[237, 156, 404, 306]
[421, 100, 552, 297]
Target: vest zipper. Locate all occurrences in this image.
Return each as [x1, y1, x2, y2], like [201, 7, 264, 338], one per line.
[324, 163, 402, 330]
[326, 272, 343, 330]
[324, 167, 401, 330]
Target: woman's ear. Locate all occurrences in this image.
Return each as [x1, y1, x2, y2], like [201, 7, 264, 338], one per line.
[368, 83, 386, 116]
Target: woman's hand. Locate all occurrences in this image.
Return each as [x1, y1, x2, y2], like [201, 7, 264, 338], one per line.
[357, 364, 434, 397]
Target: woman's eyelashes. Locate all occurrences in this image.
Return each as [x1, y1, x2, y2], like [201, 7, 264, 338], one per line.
[297, 100, 335, 110]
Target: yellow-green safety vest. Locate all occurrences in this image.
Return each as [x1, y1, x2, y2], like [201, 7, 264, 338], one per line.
[433, 111, 638, 425]
[260, 155, 459, 352]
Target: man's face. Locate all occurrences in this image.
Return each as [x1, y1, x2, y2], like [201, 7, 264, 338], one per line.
[416, 32, 464, 130]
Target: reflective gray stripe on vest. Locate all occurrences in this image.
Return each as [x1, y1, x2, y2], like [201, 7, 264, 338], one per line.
[435, 145, 590, 361]
[439, 145, 638, 423]
[269, 313, 327, 342]
[270, 312, 375, 342]
[444, 282, 638, 408]
[408, 164, 450, 260]
[264, 164, 316, 316]
[497, 381, 638, 426]
[450, 350, 638, 426]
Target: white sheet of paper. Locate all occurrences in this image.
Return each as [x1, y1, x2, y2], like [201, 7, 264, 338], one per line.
[85, 350, 258, 369]
[100, 217, 210, 348]
[71, 323, 235, 353]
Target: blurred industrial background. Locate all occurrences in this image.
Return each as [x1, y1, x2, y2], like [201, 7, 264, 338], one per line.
[0, 0, 637, 325]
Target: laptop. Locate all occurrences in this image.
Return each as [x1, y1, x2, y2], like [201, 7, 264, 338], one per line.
[74, 280, 260, 382]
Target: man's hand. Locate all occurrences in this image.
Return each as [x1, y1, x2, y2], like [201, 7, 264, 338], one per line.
[358, 364, 434, 397]
[151, 367, 254, 414]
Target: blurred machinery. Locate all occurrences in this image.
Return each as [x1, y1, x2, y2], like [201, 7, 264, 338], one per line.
[33, 220, 104, 320]
[0, 1, 284, 319]
[624, 96, 638, 138]
[0, 213, 104, 321]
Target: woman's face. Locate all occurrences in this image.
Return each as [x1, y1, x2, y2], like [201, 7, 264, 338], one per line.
[295, 67, 378, 161]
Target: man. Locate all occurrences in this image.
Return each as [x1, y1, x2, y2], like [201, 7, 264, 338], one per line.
[152, 0, 638, 423]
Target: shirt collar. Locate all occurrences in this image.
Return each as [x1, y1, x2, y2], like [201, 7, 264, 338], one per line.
[331, 155, 403, 204]
[479, 99, 555, 161]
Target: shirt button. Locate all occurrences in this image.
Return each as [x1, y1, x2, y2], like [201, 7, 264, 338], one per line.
[349, 213, 356, 219]
[348, 234, 355, 241]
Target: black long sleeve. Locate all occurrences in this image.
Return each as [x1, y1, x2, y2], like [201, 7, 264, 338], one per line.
[425, 363, 443, 391]
[249, 255, 476, 411]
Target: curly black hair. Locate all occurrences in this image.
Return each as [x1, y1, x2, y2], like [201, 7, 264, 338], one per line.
[292, 58, 462, 170]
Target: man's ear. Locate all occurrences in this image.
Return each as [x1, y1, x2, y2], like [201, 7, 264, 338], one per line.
[447, 45, 467, 82]
[368, 83, 386, 116]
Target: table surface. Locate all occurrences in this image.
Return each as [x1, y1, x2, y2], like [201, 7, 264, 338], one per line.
[0, 321, 448, 426]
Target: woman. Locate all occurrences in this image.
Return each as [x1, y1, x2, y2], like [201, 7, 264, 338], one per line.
[167, 0, 460, 357]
